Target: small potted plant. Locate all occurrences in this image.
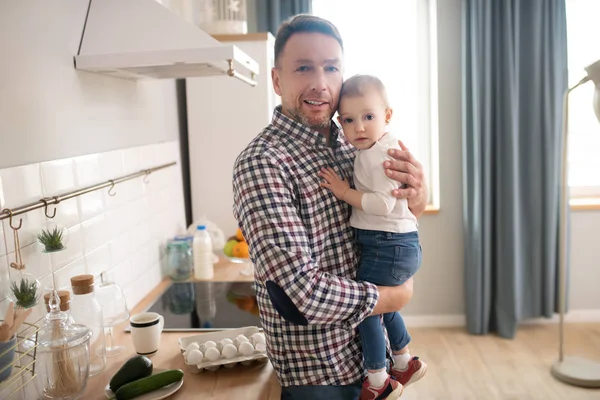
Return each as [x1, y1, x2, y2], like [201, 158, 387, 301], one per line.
[9, 275, 40, 309]
[37, 225, 67, 253]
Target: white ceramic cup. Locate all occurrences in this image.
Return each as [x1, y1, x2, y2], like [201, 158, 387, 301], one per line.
[129, 312, 164, 356]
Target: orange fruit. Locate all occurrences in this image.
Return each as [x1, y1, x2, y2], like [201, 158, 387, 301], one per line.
[236, 228, 245, 242]
[232, 241, 249, 258]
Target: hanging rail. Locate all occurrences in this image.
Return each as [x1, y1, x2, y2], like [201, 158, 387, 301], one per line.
[0, 162, 176, 222]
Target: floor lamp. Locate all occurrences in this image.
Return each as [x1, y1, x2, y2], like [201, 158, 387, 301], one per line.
[551, 58, 600, 388]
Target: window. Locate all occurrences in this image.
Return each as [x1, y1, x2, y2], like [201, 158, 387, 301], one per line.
[566, 0, 600, 199]
[312, 0, 439, 207]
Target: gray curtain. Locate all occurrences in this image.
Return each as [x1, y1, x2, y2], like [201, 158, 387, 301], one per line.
[256, 0, 311, 34]
[462, 0, 569, 338]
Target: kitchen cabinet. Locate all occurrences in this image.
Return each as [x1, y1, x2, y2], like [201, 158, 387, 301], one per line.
[186, 33, 279, 234]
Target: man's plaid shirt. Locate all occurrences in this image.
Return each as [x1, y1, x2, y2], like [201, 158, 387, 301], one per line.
[233, 106, 379, 387]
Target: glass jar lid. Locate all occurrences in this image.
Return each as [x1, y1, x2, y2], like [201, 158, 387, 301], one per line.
[38, 290, 91, 351]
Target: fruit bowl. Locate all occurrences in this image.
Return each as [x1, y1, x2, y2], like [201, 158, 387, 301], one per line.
[223, 228, 250, 261]
[225, 256, 251, 264]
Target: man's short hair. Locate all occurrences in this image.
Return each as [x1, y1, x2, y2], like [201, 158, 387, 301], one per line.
[340, 74, 390, 108]
[274, 14, 344, 67]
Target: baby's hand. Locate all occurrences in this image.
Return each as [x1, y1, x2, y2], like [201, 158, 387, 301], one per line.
[319, 168, 350, 200]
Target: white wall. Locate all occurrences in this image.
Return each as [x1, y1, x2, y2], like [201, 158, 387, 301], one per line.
[0, 0, 187, 355]
[401, 0, 465, 317]
[0, 1, 180, 169]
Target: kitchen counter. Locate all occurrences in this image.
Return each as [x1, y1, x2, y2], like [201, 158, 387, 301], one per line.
[84, 258, 282, 400]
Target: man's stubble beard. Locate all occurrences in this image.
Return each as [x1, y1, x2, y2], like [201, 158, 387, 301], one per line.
[288, 105, 333, 131]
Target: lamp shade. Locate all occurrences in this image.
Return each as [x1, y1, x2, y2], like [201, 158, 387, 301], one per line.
[584, 59, 600, 123]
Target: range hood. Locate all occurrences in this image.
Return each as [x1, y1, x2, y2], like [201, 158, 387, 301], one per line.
[74, 0, 259, 86]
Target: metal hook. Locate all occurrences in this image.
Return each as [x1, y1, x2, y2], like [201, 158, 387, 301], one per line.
[143, 170, 151, 184]
[2, 208, 22, 231]
[108, 180, 116, 197]
[41, 198, 57, 219]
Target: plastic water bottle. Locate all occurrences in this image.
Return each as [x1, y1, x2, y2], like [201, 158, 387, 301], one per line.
[193, 225, 214, 279]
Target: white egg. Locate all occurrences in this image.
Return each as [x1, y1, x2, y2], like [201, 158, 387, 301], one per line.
[255, 342, 267, 352]
[204, 340, 217, 349]
[236, 334, 249, 342]
[220, 338, 233, 347]
[205, 346, 221, 361]
[251, 333, 266, 345]
[235, 335, 249, 346]
[186, 349, 204, 364]
[238, 341, 254, 356]
[222, 343, 238, 359]
[185, 342, 200, 353]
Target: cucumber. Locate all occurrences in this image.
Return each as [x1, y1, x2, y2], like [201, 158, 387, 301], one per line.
[109, 355, 153, 392]
[115, 369, 184, 400]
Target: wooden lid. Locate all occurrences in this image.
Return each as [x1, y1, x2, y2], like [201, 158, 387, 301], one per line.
[44, 290, 71, 311]
[70, 274, 95, 294]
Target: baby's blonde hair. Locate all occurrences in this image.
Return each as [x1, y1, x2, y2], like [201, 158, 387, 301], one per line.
[339, 74, 390, 108]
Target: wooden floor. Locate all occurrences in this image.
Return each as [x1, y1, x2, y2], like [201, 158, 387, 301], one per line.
[399, 323, 600, 400]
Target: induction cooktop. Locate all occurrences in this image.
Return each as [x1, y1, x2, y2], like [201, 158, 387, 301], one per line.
[142, 281, 262, 331]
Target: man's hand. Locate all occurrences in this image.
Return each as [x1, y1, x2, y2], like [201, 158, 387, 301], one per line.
[383, 140, 428, 217]
[371, 278, 414, 316]
[319, 167, 350, 200]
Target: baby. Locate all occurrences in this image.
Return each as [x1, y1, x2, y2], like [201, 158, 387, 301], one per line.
[320, 74, 427, 399]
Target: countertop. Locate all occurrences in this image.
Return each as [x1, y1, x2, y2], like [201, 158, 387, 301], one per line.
[84, 258, 281, 400]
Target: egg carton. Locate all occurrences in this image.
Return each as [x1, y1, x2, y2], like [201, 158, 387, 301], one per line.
[178, 326, 268, 373]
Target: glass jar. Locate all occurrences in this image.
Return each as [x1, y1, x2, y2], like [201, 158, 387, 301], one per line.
[37, 290, 91, 400]
[69, 274, 106, 376]
[8, 269, 41, 309]
[44, 290, 74, 322]
[166, 239, 193, 281]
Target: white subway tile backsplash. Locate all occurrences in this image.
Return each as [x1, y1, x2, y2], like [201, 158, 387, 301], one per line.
[0, 163, 43, 208]
[127, 178, 147, 201]
[122, 147, 142, 175]
[72, 153, 103, 188]
[19, 242, 52, 281]
[0, 141, 184, 320]
[81, 214, 110, 253]
[41, 159, 76, 195]
[129, 197, 148, 226]
[0, 256, 8, 298]
[73, 150, 124, 189]
[109, 231, 133, 266]
[78, 190, 105, 222]
[0, 224, 6, 256]
[103, 182, 129, 210]
[2, 208, 46, 254]
[48, 197, 80, 228]
[49, 223, 82, 271]
[110, 258, 134, 289]
[166, 141, 180, 163]
[139, 143, 161, 170]
[106, 203, 132, 235]
[85, 244, 111, 278]
[99, 150, 125, 183]
[55, 257, 87, 290]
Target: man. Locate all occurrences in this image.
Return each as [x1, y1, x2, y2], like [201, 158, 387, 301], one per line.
[232, 14, 428, 400]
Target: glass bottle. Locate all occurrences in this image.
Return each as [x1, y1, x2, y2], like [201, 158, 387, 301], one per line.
[95, 272, 129, 357]
[69, 274, 106, 376]
[166, 239, 193, 281]
[37, 290, 91, 400]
